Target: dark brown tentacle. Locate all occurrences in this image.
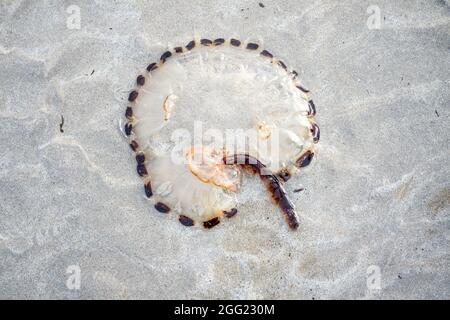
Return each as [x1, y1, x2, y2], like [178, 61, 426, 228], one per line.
[224, 208, 238, 218]
[160, 51, 172, 63]
[155, 202, 171, 213]
[128, 90, 138, 102]
[230, 38, 241, 47]
[179, 215, 195, 226]
[137, 163, 148, 177]
[308, 100, 316, 116]
[246, 43, 259, 50]
[296, 151, 314, 168]
[203, 217, 220, 229]
[135, 152, 145, 164]
[129, 140, 138, 151]
[200, 39, 212, 46]
[213, 38, 225, 46]
[147, 62, 158, 72]
[260, 50, 273, 58]
[311, 123, 320, 143]
[144, 181, 153, 198]
[277, 169, 291, 182]
[223, 154, 299, 230]
[136, 75, 145, 86]
[186, 40, 196, 50]
[125, 107, 133, 119]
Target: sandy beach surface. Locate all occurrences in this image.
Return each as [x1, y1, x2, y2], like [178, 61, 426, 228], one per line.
[0, 0, 449, 299]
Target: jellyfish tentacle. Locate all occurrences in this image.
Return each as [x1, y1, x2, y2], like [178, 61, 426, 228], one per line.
[223, 154, 300, 230]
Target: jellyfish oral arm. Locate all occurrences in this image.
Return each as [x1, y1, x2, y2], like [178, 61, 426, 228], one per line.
[223, 154, 299, 230]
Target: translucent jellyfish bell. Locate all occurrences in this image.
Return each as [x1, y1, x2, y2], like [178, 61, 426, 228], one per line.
[123, 37, 319, 230]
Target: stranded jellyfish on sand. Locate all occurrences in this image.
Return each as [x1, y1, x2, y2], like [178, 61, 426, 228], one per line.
[122, 37, 319, 230]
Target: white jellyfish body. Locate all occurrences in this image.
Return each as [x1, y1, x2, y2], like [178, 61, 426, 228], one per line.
[124, 38, 319, 229]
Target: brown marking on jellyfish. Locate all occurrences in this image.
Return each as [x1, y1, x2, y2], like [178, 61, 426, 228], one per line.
[311, 123, 320, 143]
[124, 123, 133, 136]
[128, 90, 138, 102]
[296, 85, 310, 94]
[129, 140, 139, 151]
[155, 202, 171, 213]
[136, 153, 145, 164]
[224, 154, 264, 171]
[137, 75, 145, 86]
[186, 40, 196, 50]
[137, 163, 148, 177]
[246, 42, 259, 50]
[179, 215, 195, 227]
[260, 50, 273, 58]
[147, 62, 158, 72]
[230, 38, 241, 47]
[263, 174, 299, 229]
[174, 46, 183, 53]
[144, 181, 153, 198]
[296, 151, 314, 168]
[213, 38, 225, 46]
[200, 39, 212, 46]
[125, 107, 133, 120]
[223, 154, 299, 230]
[224, 208, 238, 218]
[278, 60, 287, 70]
[277, 169, 291, 182]
[308, 100, 317, 116]
[203, 217, 221, 229]
[278, 196, 299, 229]
[160, 51, 172, 63]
